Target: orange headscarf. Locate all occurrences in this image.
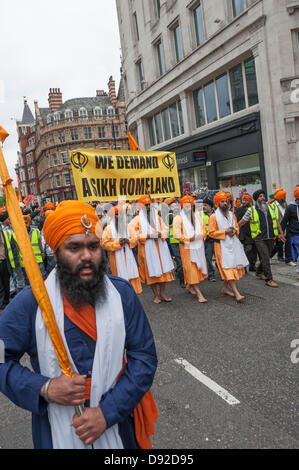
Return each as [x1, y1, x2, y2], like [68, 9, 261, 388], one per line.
[213, 191, 228, 208]
[274, 189, 286, 201]
[43, 201, 101, 252]
[180, 196, 195, 207]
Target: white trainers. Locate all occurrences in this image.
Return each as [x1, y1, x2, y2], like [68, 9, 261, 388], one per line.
[287, 261, 297, 267]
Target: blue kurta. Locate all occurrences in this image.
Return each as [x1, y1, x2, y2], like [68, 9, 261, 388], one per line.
[0, 275, 158, 449]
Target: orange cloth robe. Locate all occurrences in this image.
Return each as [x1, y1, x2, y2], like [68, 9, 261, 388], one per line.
[208, 213, 245, 281]
[173, 212, 208, 285]
[130, 215, 174, 286]
[101, 223, 142, 294]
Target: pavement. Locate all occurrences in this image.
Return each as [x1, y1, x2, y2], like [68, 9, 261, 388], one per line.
[0, 257, 298, 449]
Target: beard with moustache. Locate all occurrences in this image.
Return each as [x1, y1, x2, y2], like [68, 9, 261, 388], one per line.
[219, 202, 229, 214]
[255, 199, 268, 213]
[56, 249, 107, 308]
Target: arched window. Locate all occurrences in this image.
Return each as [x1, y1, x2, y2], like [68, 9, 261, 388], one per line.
[64, 109, 73, 121]
[47, 114, 52, 124]
[94, 107, 103, 119]
[107, 106, 115, 116]
[54, 112, 60, 121]
[79, 107, 88, 121]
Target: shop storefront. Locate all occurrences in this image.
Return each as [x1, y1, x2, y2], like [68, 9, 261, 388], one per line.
[160, 112, 266, 197]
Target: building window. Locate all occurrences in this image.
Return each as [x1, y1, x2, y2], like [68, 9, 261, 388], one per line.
[217, 153, 261, 194]
[216, 73, 231, 118]
[147, 99, 184, 146]
[55, 175, 61, 188]
[54, 112, 60, 121]
[244, 57, 259, 106]
[161, 108, 171, 141]
[232, 0, 245, 17]
[107, 107, 115, 116]
[58, 131, 65, 143]
[230, 63, 246, 112]
[204, 81, 218, 123]
[113, 125, 119, 139]
[137, 60, 145, 90]
[173, 24, 183, 62]
[47, 115, 52, 124]
[79, 107, 88, 121]
[65, 109, 73, 120]
[133, 12, 139, 41]
[194, 88, 206, 128]
[64, 173, 71, 186]
[84, 127, 92, 140]
[156, 41, 165, 76]
[71, 128, 79, 141]
[61, 151, 68, 163]
[94, 107, 102, 119]
[52, 153, 59, 166]
[98, 127, 105, 139]
[26, 153, 32, 164]
[194, 3, 204, 46]
[155, 0, 161, 19]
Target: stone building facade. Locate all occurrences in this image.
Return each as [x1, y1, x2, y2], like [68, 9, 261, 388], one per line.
[116, 0, 299, 198]
[33, 76, 128, 204]
[16, 99, 41, 204]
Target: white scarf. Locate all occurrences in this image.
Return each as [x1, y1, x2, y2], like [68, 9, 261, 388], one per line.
[180, 210, 207, 274]
[215, 208, 249, 270]
[139, 209, 174, 278]
[35, 269, 125, 449]
[110, 220, 139, 281]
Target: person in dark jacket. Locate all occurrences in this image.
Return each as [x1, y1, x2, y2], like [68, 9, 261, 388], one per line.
[235, 194, 257, 272]
[281, 186, 299, 279]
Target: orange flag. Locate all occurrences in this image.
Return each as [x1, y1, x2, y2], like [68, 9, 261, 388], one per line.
[127, 131, 141, 151]
[17, 176, 22, 202]
[0, 126, 74, 378]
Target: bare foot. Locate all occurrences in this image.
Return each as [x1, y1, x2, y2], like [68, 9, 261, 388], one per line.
[153, 297, 162, 304]
[197, 296, 207, 303]
[187, 286, 196, 295]
[235, 295, 245, 303]
[160, 296, 172, 302]
[221, 289, 235, 297]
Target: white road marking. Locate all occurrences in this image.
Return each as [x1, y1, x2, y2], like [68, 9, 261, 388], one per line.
[175, 358, 240, 406]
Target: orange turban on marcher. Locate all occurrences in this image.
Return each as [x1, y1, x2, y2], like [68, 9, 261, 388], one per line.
[180, 196, 195, 207]
[294, 187, 299, 199]
[23, 215, 31, 223]
[213, 191, 228, 208]
[137, 195, 151, 209]
[274, 189, 286, 201]
[44, 202, 55, 211]
[43, 200, 101, 252]
[108, 205, 124, 218]
[164, 197, 176, 206]
[242, 194, 253, 204]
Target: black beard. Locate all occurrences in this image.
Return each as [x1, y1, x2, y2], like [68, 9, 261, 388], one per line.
[56, 251, 107, 308]
[219, 205, 228, 214]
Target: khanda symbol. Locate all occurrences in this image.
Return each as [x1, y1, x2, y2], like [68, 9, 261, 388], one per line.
[71, 152, 88, 173]
[162, 154, 175, 172]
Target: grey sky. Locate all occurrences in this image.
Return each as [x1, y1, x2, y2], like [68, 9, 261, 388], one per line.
[0, 0, 122, 184]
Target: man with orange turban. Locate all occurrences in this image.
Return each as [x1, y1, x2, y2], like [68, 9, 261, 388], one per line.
[235, 194, 257, 272]
[0, 200, 158, 449]
[130, 195, 174, 303]
[209, 192, 248, 301]
[281, 186, 299, 278]
[270, 189, 293, 264]
[173, 196, 208, 302]
[101, 205, 142, 294]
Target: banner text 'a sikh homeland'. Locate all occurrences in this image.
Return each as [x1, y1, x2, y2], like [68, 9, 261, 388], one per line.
[70, 149, 181, 202]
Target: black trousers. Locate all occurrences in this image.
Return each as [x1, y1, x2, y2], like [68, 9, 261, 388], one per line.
[242, 242, 257, 269]
[255, 239, 273, 282]
[0, 259, 10, 309]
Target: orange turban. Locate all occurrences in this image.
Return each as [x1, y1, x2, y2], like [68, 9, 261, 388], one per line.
[108, 205, 124, 218]
[44, 202, 55, 211]
[213, 191, 228, 208]
[180, 196, 195, 207]
[43, 201, 101, 252]
[137, 195, 151, 208]
[164, 197, 176, 206]
[23, 215, 31, 223]
[294, 187, 299, 199]
[274, 189, 286, 201]
[242, 194, 253, 204]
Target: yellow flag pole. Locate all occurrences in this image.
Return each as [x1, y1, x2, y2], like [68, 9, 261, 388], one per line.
[0, 127, 74, 378]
